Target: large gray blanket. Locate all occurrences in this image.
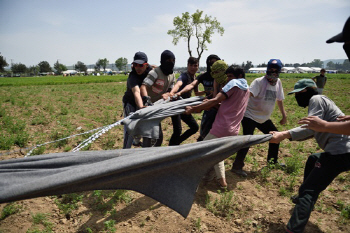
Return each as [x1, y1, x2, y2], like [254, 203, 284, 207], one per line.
[122, 96, 204, 139]
[0, 134, 271, 217]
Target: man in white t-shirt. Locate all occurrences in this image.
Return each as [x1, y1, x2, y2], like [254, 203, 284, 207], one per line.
[231, 59, 287, 177]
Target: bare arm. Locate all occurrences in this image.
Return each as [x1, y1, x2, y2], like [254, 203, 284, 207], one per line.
[277, 100, 287, 125]
[140, 84, 148, 97]
[132, 86, 144, 108]
[170, 81, 183, 96]
[177, 79, 199, 96]
[185, 92, 226, 114]
[298, 115, 350, 135]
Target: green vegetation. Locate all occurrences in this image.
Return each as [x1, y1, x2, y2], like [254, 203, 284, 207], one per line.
[205, 189, 236, 219]
[0, 75, 127, 86]
[54, 193, 84, 218]
[0, 202, 22, 220]
[26, 213, 54, 233]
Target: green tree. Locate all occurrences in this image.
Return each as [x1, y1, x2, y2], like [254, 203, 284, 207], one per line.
[309, 59, 323, 68]
[74, 61, 87, 73]
[38, 61, 52, 73]
[0, 53, 9, 72]
[28, 65, 40, 76]
[326, 61, 335, 69]
[11, 63, 27, 74]
[343, 59, 350, 71]
[94, 60, 101, 72]
[115, 57, 128, 71]
[167, 9, 224, 62]
[243, 61, 253, 72]
[97, 58, 109, 71]
[54, 60, 67, 74]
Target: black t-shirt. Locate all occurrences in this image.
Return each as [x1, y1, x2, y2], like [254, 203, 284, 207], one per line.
[122, 65, 152, 106]
[196, 72, 214, 98]
[177, 71, 195, 99]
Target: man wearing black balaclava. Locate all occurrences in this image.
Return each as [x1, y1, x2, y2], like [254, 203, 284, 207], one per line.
[270, 78, 350, 232]
[176, 54, 221, 141]
[140, 50, 176, 147]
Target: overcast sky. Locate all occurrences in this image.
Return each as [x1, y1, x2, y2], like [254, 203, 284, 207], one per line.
[0, 0, 349, 68]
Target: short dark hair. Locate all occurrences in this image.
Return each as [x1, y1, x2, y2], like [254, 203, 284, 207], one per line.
[187, 57, 199, 65]
[321, 68, 326, 72]
[225, 65, 245, 79]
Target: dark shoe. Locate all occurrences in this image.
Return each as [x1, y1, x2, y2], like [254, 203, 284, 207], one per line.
[231, 168, 247, 177]
[291, 195, 299, 204]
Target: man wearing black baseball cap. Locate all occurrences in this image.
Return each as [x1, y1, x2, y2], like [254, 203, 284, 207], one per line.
[122, 51, 152, 148]
[269, 17, 350, 231]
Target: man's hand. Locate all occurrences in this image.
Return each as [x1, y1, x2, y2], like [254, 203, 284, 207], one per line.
[162, 92, 171, 100]
[298, 116, 327, 131]
[269, 131, 289, 144]
[142, 96, 153, 107]
[280, 116, 287, 125]
[185, 106, 193, 115]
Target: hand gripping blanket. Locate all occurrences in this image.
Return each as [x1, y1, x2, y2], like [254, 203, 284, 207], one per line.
[122, 96, 204, 139]
[0, 134, 271, 218]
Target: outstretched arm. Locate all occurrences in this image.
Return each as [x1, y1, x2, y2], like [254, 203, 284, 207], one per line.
[177, 79, 199, 96]
[298, 115, 350, 135]
[185, 92, 226, 114]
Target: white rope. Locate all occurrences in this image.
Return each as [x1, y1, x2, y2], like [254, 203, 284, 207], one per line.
[2, 97, 180, 157]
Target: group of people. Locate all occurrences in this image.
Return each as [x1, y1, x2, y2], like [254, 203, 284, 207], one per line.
[121, 16, 350, 233]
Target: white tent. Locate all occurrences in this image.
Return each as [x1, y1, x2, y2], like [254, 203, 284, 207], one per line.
[281, 67, 297, 73]
[62, 70, 77, 75]
[248, 67, 266, 73]
[296, 67, 315, 73]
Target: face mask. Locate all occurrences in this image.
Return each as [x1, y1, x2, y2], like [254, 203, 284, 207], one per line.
[343, 43, 350, 60]
[211, 60, 228, 85]
[265, 75, 279, 86]
[295, 88, 318, 108]
[160, 61, 175, 75]
[212, 71, 227, 85]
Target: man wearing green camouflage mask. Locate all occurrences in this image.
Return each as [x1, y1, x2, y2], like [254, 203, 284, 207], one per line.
[211, 60, 228, 86]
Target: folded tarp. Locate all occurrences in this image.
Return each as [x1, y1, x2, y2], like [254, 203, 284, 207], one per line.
[122, 96, 204, 139]
[0, 134, 271, 217]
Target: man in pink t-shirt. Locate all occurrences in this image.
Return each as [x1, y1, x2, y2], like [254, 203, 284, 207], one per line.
[185, 65, 250, 188]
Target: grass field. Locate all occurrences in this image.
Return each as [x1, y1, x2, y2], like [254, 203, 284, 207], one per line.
[0, 73, 350, 232]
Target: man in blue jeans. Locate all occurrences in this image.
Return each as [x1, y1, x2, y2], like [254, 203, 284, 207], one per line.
[231, 59, 287, 177]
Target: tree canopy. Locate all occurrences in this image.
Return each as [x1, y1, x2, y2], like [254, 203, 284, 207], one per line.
[38, 61, 52, 73]
[11, 63, 27, 74]
[96, 58, 109, 71]
[0, 53, 9, 72]
[167, 10, 224, 62]
[115, 57, 128, 71]
[54, 60, 67, 74]
[75, 61, 87, 73]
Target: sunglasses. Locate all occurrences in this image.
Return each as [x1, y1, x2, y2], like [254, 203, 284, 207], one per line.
[266, 70, 280, 75]
[133, 63, 147, 68]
